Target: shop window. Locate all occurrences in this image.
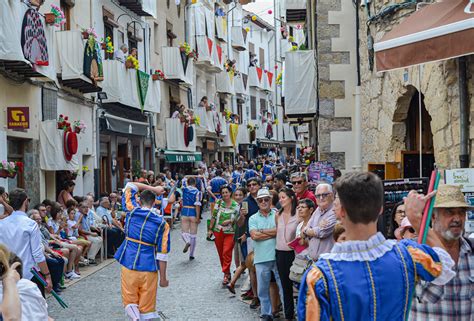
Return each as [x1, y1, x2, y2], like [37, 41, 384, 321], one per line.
[42, 87, 57, 121]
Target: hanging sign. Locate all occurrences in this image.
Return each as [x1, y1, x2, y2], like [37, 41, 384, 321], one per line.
[7, 107, 30, 130]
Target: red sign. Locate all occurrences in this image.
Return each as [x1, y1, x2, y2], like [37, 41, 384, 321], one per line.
[7, 107, 29, 130]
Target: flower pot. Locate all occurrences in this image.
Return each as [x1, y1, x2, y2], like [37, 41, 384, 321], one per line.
[0, 170, 8, 179]
[152, 74, 159, 81]
[44, 13, 56, 25]
[74, 127, 82, 134]
[8, 172, 16, 178]
[82, 31, 89, 39]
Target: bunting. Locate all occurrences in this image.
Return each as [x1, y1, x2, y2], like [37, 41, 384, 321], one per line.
[136, 70, 150, 112]
[256, 67, 263, 82]
[207, 37, 213, 56]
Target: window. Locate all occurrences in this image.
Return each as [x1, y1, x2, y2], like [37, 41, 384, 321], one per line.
[128, 38, 138, 53]
[42, 88, 57, 121]
[167, 0, 170, 9]
[118, 30, 124, 48]
[60, 0, 71, 31]
[250, 96, 257, 120]
[259, 47, 265, 69]
[237, 99, 243, 124]
[166, 21, 174, 47]
[177, 4, 181, 18]
[260, 98, 267, 114]
[153, 22, 160, 54]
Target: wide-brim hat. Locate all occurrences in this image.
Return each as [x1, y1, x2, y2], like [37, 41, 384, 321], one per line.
[256, 188, 271, 199]
[433, 184, 472, 208]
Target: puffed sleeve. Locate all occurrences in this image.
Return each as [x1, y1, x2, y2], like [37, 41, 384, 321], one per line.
[122, 183, 139, 213]
[401, 239, 455, 286]
[155, 222, 171, 262]
[297, 265, 331, 321]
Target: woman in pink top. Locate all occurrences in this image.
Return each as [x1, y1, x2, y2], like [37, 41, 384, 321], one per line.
[275, 188, 300, 320]
[57, 181, 75, 207]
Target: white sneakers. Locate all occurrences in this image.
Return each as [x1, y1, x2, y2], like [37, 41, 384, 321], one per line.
[65, 271, 81, 279]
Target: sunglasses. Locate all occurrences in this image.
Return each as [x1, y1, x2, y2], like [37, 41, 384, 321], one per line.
[257, 198, 271, 203]
[315, 193, 332, 200]
[291, 180, 304, 185]
[248, 183, 259, 187]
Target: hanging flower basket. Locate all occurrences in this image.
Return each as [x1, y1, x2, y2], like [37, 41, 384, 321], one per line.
[44, 13, 56, 25]
[82, 31, 89, 39]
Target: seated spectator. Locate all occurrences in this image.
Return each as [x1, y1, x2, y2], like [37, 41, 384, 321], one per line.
[0, 244, 49, 320]
[66, 207, 91, 262]
[96, 197, 124, 257]
[57, 181, 75, 208]
[77, 201, 103, 265]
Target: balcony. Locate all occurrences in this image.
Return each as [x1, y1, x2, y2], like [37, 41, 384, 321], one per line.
[56, 31, 102, 93]
[194, 107, 225, 138]
[283, 50, 317, 117]
[195, 37, 223, 73]
[237, 124, 250, 144]
[234, 73, 248, 96]
[0, 1, 55, 80]
[216, 16, 227, 42]
[248, 66, 264, 90]
[165, 118, 196, 152]
[216, 71, 235, 95]
[221, 123, 240, 148]
[263, 70, 274, 92]
[162, 47, 193, 87]
[118, 0, 156, 17]
[283, 123, 298, 141]
[101, 60, 161, 113]
[231, 27, 246, 51]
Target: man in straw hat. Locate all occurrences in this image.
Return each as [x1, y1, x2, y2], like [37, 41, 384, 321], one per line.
[410, 184, 473, 321]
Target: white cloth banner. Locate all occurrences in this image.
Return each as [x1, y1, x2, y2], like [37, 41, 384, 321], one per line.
[144, 77, 161, 113]
[205, 8, 215, 39]
[231, 27, 245, 49]
[216, 71, 235, 95]
[101, 60, 141, 109]
[40, 121, 78, 171]
[216, 16, 227, 41]
[165, 119, 196, 152]
[193, 5, 207, 37]
[56, 31, 85, 80]
[284, 50, 317, 115]
[196, 36, 212, 63]
[283, 123, 297, 141]
[237, 124, 250, 144]
[142, 0, 157, 18]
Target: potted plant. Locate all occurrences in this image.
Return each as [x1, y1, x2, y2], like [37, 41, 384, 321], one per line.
[0, 161, 23, 179]
[100, 36, 114, 53]
[73, 120, 86, 134]
[45, 4, 66, 27]
[57, 114, 72, 132]
[81, 28, 98, 40]
[126, 55, 139, 70]
[152, 69, 165, 81]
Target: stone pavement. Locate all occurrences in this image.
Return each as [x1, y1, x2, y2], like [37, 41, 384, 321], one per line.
[48, 212, 261, 321]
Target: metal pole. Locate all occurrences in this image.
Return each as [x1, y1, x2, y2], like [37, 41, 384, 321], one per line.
[94, 103, 102, 200]
[418, 65, 422, 177]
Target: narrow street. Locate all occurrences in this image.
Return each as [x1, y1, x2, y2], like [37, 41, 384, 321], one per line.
[48, 211, 261, 321]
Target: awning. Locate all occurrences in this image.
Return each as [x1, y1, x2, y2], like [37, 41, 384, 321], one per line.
[257, 139, 280, 149]
[102, 114, 149, 136]
[374, 0, 474, 71]
[164, 150, 202, 163]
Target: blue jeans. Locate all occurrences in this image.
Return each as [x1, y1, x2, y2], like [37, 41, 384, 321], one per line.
[255, 260, 284, 317]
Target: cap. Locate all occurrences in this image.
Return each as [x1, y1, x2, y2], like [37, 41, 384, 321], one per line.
[256, 188, 271, 199]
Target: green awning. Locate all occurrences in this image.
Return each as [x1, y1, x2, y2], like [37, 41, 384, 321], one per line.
[164, 150, 202, 163]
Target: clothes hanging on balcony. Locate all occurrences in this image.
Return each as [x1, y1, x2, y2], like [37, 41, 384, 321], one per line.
[21, 8, 49, 66]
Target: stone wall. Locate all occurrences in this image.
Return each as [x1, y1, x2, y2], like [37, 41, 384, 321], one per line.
[316, 0, 357, 170]
[358, 2, 474, 171]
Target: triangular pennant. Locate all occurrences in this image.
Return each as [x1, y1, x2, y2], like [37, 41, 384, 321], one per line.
[207, 38, 213, 56]
[216, 45, 223, 64]
[267, 71, 273, 87]
[256, 67, 263, 82]
[136, 70, 150, 112]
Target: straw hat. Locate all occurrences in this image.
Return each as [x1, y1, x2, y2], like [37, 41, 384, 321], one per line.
[433, 184, 471, 208]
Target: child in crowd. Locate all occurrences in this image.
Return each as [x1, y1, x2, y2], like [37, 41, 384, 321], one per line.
[66, 207, 92, 264]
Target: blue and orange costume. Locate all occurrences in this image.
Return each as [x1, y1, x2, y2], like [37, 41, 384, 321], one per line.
[297, 233, 455, 321]
[181, 185, 202, 217]
[115, 183, 170, 320]
[208, 176, 227, 204]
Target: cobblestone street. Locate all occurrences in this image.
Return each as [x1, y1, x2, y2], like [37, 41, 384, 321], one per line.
[48, 212, 261, 321]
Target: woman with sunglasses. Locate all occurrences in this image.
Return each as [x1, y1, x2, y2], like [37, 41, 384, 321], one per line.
[207, 185, 239, 285]
[275, 188, 299, 320]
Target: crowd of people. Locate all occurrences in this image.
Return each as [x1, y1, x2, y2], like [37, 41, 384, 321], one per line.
[0, 153, 472, 321]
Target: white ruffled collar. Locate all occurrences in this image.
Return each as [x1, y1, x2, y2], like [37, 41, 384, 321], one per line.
[319, 232, 397, 262]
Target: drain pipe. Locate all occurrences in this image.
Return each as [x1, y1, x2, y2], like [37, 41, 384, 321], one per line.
[458, 56, 470, 168]
[353, 2, 362, 171]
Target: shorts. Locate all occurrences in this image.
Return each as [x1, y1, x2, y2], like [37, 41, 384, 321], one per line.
[121, 266, 159, 317]
[239, 240, 248, 261]
[181, 207, 197, 217]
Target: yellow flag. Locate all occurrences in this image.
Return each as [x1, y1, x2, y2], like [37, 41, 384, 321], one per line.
[230, 123, 239, 147]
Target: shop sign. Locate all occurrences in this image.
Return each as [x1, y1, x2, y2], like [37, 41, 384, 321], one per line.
[445, 168, 474, 192]
[165, 152, 202, 163]
[7, 107, 29, 130]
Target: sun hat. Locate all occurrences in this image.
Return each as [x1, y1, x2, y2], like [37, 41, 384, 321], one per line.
[395, 217, 413, 240]
[256, 188, 271, 199]
[433, 184, 471, 208]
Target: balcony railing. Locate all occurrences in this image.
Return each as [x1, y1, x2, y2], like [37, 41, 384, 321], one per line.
[101, 60, 161, 113]
[216, 71, 235, 95]
[263, 70, 274, 92]
[165, 118, 196, 152]
[234, 73, 248, 96]
[0, 1, 55, 79]
[195, 37, 223, 73]
[237, 124, 250, 144]
[248, 66, 264, 90]
[56, 31, 102, 93]
[162, 47, 193, 87]
[118, 0, 156, 17]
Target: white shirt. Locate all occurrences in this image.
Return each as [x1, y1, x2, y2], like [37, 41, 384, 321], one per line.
[113, 49, 126, 62]
[0, 279, 49, 321]
[0, 211, 46, 280]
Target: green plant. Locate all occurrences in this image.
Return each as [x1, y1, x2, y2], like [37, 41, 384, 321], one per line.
[132, 160, 141, 178]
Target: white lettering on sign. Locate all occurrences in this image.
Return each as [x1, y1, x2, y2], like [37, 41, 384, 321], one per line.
[175, 155, 196, 162]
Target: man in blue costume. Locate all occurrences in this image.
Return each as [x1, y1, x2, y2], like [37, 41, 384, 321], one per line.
[180, 176, 202, 260]
[115, 182, 170, 321]
[298, 172, 455, 321]
[207, 169, 227, 214]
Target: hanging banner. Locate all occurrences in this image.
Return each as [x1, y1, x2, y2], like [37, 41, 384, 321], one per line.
[136, 70, 150, 112]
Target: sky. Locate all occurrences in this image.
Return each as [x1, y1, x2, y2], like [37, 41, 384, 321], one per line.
[243, 0, 275, 26]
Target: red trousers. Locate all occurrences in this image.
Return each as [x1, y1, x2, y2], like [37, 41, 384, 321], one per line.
[213, 230, 235, 274]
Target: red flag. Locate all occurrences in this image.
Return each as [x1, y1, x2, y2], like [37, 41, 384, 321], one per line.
[256, 67, 263, 82]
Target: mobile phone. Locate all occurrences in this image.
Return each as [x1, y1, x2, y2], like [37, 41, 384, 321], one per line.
[242, 201, 248, 212]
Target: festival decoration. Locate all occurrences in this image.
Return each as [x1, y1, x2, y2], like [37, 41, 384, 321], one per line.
[0, 161, 23, 179]
[251, 15, 257, 21]
[152, 69, 166, 81]
[48, 4, 66, 27]
[83, 29, 103, 82]
[73, 120, 87, 134]
[224, 108, 232, 122]
[276, 71, 283, 85]
[245, 27, 250, 33]
[22, 9, 49, 66]
[81, 28, 98, 40]
[57, 114, 71, 131]
[126, 55, 140, 70]
[193, 115, 201, 126]
[101, 36, 114, 54]
[267, 9, 273, 14]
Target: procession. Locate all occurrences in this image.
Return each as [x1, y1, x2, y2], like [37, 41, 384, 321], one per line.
[0, 0, 474, 320]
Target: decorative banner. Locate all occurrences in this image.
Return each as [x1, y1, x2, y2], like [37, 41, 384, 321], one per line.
[7, 107, 29, 130]
[216, 45, 223, 64]
[63, 131, 78, 162]
[256, 67, 263, 82]
[21, 9, 49, 66]
[83, 37, 104, 82]
[136, 70, 150, 112]
[207, 37, 213, 56]
[267, 71, 273, 87]
[229, 123, 239, 147]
